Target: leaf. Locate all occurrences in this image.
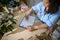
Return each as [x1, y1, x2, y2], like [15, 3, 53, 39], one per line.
[0, 12, 16, 36]
[9, 18, 16, 24]
[0, 30, 4, 36]
[1, 25, 7, 33]
[7, 25, 14, 31]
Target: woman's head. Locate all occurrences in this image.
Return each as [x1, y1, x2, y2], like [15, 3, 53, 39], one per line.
[43, 0, 59, 13]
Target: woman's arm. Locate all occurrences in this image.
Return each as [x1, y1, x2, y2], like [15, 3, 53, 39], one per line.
[25, 8, 33, 16]
[25, 8, 35, 20]
[34, 24, 48, 29]
[27, 24, 48, 31]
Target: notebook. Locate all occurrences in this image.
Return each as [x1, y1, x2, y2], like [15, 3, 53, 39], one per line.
[19, 16, 36, 28]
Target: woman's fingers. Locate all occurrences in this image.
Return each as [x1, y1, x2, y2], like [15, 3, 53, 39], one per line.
[27, 27, 32, 31]
[25, 15, 29, 20]
[27, 26, 34, 31]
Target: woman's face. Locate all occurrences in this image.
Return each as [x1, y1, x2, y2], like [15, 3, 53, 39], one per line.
[43, 0, 50, 8]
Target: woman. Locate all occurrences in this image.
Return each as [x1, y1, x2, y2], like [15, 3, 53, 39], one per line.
[25, 0, 60, 32]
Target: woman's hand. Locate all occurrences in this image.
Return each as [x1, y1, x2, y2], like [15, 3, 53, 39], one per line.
[25, 15, 29, 20]
[25, 8, 33, 20]
[27, 26, 39, 31]
[27, 26, 35, 31]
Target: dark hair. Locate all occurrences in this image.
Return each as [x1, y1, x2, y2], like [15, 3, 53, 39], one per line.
[58, 0, 60, 6]
[46, 0, 60, 13]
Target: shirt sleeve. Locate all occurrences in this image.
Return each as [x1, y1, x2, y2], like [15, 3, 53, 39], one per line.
[45, 14, 59, 28]
[32, 2, 43, 13]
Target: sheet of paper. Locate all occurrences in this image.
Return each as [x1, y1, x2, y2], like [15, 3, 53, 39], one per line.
[19, 16, 36, 28]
